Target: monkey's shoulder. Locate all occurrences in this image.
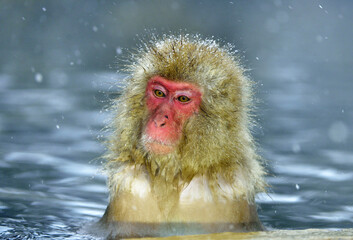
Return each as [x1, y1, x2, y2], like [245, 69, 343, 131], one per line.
[108, 164, 150, 197]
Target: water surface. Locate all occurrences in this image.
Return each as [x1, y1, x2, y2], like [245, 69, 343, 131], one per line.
[0, 67, 352, 238]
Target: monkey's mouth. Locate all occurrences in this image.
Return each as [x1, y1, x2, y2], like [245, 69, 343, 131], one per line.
[141, 135, 177, 155]
[145, 142, 175, 155]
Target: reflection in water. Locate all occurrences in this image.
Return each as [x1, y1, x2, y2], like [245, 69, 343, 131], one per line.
[0, 67, 353, 238]
[129, 229, 353, 240]
[88, 221, 262, 239]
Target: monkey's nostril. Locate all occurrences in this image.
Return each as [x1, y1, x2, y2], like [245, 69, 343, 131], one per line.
[165, 115, 168, 119]
[160, 123, 166, 127]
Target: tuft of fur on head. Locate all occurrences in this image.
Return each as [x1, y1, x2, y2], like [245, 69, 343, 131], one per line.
[105, 34, 266, 205]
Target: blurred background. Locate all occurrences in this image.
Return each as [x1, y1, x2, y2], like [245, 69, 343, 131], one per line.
[0, 0, 352, 239]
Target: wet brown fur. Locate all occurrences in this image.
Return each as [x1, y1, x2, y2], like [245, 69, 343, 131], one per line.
[100, 34, 266, 237]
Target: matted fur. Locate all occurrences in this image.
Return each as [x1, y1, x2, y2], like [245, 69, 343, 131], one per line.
[104, 34, 266, 210]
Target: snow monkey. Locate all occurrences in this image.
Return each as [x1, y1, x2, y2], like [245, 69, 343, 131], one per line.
[99, 35, 266, 238]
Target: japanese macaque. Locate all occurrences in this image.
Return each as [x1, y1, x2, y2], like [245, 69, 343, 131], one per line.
[99, 35, 266, 238]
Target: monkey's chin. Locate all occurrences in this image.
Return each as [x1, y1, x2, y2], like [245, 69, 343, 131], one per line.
[145, 142, 176, 155]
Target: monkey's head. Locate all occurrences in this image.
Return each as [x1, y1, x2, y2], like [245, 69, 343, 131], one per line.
[107, 35, 265, 197]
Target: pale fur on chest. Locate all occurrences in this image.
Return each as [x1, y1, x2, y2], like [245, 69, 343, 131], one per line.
[109, 165, 250, 203]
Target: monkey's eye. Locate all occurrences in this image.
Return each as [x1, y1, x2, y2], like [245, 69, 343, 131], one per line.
[154, 89, 165, 98]
[177, 95, 190, 103]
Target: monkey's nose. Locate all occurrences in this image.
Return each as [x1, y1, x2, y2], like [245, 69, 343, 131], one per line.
[154, 115, 168, 127]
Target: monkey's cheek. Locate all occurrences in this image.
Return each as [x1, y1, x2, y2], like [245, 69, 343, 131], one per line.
[145, 142, 176, 155]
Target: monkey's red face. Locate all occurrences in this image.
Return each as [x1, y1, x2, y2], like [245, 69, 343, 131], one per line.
[143, 76, 202, 155]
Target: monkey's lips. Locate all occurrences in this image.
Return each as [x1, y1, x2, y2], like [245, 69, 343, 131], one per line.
[142, 135, 177, 155]
[145, 141, 176, 155]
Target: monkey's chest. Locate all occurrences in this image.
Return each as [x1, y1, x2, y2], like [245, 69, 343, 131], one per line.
[110, 175, 250, 224]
